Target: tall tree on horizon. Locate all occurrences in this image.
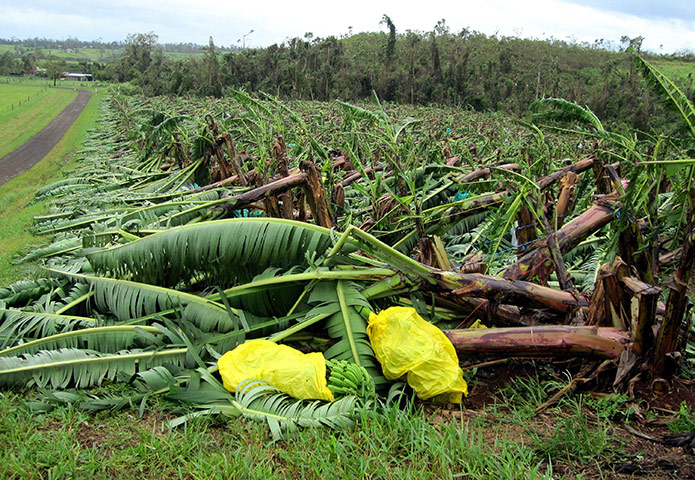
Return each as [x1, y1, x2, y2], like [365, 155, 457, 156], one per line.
[203, 36, 221, 96]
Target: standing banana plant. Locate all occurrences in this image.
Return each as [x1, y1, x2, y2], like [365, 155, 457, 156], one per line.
[631, 53, 695, 375]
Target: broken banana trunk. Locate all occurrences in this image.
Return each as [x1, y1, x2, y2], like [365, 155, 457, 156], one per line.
[443, 326, 629, 359]
[504, 197, 617, 281]
[431, 270, 588, 313]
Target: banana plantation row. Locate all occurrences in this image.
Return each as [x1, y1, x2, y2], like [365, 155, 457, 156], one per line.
[0, 55, 693, 435]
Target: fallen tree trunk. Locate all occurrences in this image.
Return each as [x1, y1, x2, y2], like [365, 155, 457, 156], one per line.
[435, 192, 507, 227]
[444, 326, 629, 359]
[433, 270, 588, 313]
[300, 160, 334, 228]
[348, 226, 588, 315]
[556, 171, 580, 227]
[272, 136, 294, 220]
[424, 159, 600, 245]
[336, 166, 381, 188]
[457, 163, 520, 183]
[516, 204, 538, 254]
[504, 197, 617, 281]
[436, 296, 531, 327]
[216, 172, 308, 210]
[191, 174, 239, 193]
[537, 157, 595, 190]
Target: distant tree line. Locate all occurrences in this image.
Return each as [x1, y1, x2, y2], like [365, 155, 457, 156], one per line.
[0, 47, 95, 77]
[96, 20, 693, 130]
[4, 22, 694, 129]
[1, 37, 123, 50]
[0, 36, 239, 54]
[0, 35, 240, 75]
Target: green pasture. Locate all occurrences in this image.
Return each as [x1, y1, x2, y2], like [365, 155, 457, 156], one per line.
[0, 43, 209, 63]
[0, 76, 53, 88]
[0, 76, 102, 91]
[43, 47, 121, 62]
[0, 44, 124, 62]
[653, 60, 695, 82]
[0, 83, 78, 158]
[0, 44, 18, 55]
[0, 84, 49, 112]
[161, 51, 204, 61]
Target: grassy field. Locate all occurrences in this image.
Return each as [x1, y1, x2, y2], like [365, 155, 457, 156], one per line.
[0, 84, 50, 111]
[0, 390, 547, 479]
[161, 51, 206, 61]
[43, 47, 122, 62]
[0, 75, 104, 90]
[0, 44, 123, 62]
[0, 44, 20, 55]
[652, 59, 695, 82]
[0, 43, 210, 63]
[0, 76, 54, 88]
[0, 90, 103, 285]
[0, 84, 78, 158]
[0, 43, 230, 65]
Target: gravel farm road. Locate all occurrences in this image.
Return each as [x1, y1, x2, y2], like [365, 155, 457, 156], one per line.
[0, 87, 93, 186]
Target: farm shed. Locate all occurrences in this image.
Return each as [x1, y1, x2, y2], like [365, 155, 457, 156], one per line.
[62, 72, 93, 81]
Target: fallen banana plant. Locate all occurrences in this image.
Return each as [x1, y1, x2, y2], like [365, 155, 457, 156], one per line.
[3, 58, 695, 438]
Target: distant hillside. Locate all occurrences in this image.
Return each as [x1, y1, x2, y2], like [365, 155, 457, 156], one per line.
[2, 28, 693, 130]
[191, 27, 693, 129]
[0, 37, 240, 64]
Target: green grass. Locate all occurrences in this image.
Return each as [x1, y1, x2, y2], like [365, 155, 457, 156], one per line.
[527, 397, 613, 464]
[585, 393, 635, 422]
[0, 84, 50, 111]
[0, 43, 209, 63]
[668, 401, 695, 433]
[43, 47, 122, 62]
[0, 378, 645, 479]
[0, 90, 103, 285]
[0, 390, 558, 480]
[493, 372, 567, 421]
[0, 44, 125, 62]
[653, 60, 695, 82]
[0, 76, 54, 87]
[0, 75, 105, 91]
[161, 51, 205, 61]
[0, 44, 19, 55]
[0, 84, 78, 157]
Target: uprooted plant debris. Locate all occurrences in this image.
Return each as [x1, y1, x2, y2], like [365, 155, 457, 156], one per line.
[1, 55, 694, 463]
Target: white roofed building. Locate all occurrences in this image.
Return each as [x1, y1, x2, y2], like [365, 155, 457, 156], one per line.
[62, 72, 93, 81]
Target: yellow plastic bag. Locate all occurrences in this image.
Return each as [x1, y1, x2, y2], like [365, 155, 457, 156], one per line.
[469, 319, 488, 329]
[217, 339, 334, 401]
[367, 307, 468, 402]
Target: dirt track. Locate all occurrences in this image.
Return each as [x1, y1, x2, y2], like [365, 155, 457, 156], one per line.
[0, 87, 93, 186]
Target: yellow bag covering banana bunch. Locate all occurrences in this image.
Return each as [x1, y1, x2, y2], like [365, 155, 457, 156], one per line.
[217, 339, 334, 401]
[367, 306, 468, 403]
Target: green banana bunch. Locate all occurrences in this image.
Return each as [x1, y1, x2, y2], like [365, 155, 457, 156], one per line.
[326, 359, 375, 400]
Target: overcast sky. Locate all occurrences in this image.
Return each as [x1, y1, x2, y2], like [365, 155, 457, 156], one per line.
[1, 0, 694, 53]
